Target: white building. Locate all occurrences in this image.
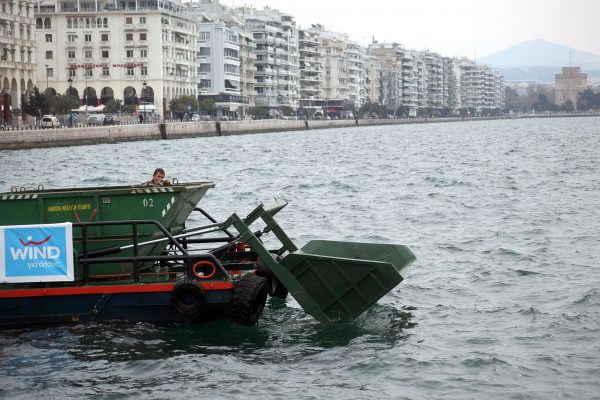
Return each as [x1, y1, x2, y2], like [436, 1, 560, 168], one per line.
[186, 0, 253, 117]
[422, 51, 444, 110]
[238, 6, 299, 110]
[368, 43, 404, 115]
[35, 0, 197, 118]
[1, 0, 36, 125]
[298, 26, 323, 116]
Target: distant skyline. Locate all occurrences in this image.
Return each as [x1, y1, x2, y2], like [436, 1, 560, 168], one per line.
[220, 0, 599, 60]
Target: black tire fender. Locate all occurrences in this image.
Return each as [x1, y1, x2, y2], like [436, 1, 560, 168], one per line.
[230, 274, 269, 326]
[171, 280, 206, 315]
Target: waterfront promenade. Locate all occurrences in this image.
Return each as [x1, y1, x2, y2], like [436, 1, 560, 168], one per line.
[0, 113, 597, 150]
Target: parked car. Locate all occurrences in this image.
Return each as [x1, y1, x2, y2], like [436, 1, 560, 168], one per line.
[191, 113, 200, 121]
[104, 114, 121, 125]
[41, 115, 61, 129]
[87, 114, 106, 125]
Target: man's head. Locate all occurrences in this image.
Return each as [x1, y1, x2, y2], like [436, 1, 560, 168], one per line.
[153, 168, 165, 184]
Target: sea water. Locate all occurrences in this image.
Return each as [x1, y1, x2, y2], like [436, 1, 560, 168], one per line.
[0, 117, 599, 399]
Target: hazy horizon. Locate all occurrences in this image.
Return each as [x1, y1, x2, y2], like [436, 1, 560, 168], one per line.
[217, 0, 599, 59]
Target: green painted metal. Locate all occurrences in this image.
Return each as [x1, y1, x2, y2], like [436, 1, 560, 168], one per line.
[280, 241, 415, 322]
[222, 203, 416, 323]
[0, 183, 215, 276]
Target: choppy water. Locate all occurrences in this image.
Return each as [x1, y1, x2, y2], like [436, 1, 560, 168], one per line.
[1, 117, 599, 399]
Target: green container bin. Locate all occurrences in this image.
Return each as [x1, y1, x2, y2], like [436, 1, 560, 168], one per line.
[279, 240, 416, 323]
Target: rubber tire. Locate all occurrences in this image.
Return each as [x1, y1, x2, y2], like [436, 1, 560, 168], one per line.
[256, 267, 289, 299]
[230, 274, 269, 326]
[171, 280, 206, 315]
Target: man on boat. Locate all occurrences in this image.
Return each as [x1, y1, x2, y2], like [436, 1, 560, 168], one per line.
[143, 168, 170, 186]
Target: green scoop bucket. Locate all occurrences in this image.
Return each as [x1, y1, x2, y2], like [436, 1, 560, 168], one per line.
[223, 203, 416, 323]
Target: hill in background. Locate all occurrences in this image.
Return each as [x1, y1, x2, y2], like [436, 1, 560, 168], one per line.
[479, 39, 600, 83]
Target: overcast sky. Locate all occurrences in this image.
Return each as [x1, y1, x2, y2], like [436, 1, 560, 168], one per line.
[221, 0, 599, 59]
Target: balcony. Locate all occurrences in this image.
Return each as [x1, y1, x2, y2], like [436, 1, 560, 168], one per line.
[100, 41, 110, 47]
[65, 41, 76, 48]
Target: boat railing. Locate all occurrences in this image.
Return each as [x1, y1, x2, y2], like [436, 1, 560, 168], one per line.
[74, 219, 231, 284]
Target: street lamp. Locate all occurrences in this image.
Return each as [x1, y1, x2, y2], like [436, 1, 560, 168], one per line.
[44, 64, 49, 93]
[197, 83, 201, 116]
[141, 80, 147, 122]
[83, 68, 89, 114]
[67, 77, 73, 127]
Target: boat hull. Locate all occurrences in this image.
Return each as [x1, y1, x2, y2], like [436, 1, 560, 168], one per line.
[0, 282, 233, 329]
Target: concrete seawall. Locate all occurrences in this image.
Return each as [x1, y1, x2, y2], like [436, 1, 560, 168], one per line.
[1, 114, 598, 150]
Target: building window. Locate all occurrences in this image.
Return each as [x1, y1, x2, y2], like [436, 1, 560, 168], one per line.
[140, 49, 147, 58]
[139, 33, 146, 41]
[68, 69, 76, 78]
[67, 50, 75, 59]
[45, 34, 52, 42]
[125, 17, 132, 24]
[44, 17, 51, 29]
[84, 50, 93, 59]
[199, 47, 210, 56]
[45, 50, 53, 59]
[101, 33, 109, 41]
[139, 16, 146, 24]
[103, 18, 108, 28]
[85, 68, 92, 77]
[199, 32, 210, 41]
[46, 68, 53, 77]
[126, 33, 133, 41]
[36, 18, 43, 29]
[84, 33, 92, 42]
[101, 50, 109, 58]
[126, 49, 133, 58]
[68, 33, 76, 42]
[141, 67, 147, 76]
[127, 67, 134, 76]
[102, 67, 110, 76]
[67, 18, 72, 28]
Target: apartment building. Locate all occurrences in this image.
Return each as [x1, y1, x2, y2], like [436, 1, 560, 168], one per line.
[363, 54, 380, 104]
[187, 0, 254, 117]
[368, 43, 403, 115]
[442, 57, 462, 110]
[238, 31, 255, 111]
[194, 19, 244, 117]
[35, 0, 197, 118]
[1, 0, 36, 125]
[239, 6, 299, 110]
[298, 27, 322, 116]
[422, 51, 444, 110]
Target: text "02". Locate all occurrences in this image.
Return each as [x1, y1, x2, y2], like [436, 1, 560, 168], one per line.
[142, 198, 154, 207]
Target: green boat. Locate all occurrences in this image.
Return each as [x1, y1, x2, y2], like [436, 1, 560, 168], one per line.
[0, 183, 415, 328]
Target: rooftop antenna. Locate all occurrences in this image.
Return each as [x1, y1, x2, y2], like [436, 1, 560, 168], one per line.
[569, 50, 572, 67]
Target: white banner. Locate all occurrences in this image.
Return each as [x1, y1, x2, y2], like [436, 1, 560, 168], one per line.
[0, 222, 74, 283]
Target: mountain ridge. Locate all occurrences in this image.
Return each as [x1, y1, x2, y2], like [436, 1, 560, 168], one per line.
[479, 39, 600, 68]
